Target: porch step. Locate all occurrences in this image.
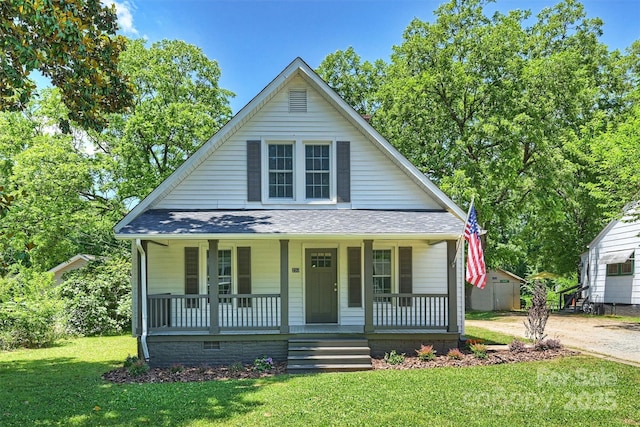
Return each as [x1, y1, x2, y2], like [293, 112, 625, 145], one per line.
[286, 338, 372, 373]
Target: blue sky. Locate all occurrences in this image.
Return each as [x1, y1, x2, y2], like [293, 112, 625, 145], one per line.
[107, 0, 639, 114]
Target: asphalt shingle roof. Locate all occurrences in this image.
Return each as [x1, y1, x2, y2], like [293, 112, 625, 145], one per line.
[117, 209, 464, 237]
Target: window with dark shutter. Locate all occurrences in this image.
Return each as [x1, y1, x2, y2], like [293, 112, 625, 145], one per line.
[185, 247, 200, 308]
[237, 247, 252, 307]
[399, 247, 413, 307]
[336, 141, 350, 202]
[247, 140, 261, 201]
[348, 247, 362, 307]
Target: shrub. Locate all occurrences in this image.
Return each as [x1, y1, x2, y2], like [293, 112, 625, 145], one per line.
[466, 338, 484, 349]
[447, 348, 464, 360]
[123, 354, 139, 368]
[534, 338, 563, 351]
[509, 339, 527, 353]
[383, 350, 405, 365]
[128, 359, 150, 376]
[469, 343, 488, 359]
[416, 344, 436, 361]
[253, 356, 274, 372]
[0, 268, 64, 350]
[229, 362, 245, 373]
[169, 364, 184, 373]
[60, 255, 131, 336]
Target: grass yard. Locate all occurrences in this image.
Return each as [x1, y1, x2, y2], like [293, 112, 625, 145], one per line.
[1, 334, 638, 426]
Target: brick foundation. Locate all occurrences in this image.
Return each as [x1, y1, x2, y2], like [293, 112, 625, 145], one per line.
[145, 338, 288, 368]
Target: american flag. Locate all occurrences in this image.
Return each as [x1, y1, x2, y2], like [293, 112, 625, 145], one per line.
[463, 204, 486, 289]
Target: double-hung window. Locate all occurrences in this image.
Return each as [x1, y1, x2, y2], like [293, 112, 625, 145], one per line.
[372, 249, 392, 295]
[268, 144, 294, 198]
[264, 140, 334, 202]
[305, 144, 330, 199]
[207, 249, 233, 302]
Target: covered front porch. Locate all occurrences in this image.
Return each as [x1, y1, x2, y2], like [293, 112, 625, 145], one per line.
[146, 292, 452, 334]
[136, 238, 461, 337]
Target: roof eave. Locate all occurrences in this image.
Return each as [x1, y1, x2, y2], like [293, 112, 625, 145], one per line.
[115, 232, 463, 241]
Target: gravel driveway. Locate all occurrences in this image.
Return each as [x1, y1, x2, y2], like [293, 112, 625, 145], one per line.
[466, 313, 640, 365]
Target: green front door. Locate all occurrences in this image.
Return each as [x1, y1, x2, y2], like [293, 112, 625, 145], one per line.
[305, 249, 338, 323]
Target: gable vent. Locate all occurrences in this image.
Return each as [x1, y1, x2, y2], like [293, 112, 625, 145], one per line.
[289, 89, 307, 113]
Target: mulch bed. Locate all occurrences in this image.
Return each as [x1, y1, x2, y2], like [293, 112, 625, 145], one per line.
[371, 347, 578, 370]
[102, 347, 579, 384]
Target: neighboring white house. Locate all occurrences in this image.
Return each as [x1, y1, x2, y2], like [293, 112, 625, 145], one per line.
[48, 254, 96, 284]
[114, 58, 469, 369]
[468, 268, 523, 311]
[582, 202, 640, 306]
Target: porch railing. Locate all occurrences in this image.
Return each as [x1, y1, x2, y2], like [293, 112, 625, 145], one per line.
[373, 293, 448, 329]
[147, 293, 281, 332]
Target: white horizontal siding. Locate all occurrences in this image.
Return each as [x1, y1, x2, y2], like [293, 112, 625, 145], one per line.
[155, 76, 440, 210]
[587, 215, 640, 304]
[144, 237, 460, 328]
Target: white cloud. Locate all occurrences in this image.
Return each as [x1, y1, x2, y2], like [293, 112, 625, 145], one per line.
[103, 0, 139, 35]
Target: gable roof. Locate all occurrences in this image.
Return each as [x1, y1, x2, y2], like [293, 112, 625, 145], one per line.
[115, 57, 466, 235]
[587, 200, 640, 248]
[494, 268, 526, 283]
[48, 254, 96, 275]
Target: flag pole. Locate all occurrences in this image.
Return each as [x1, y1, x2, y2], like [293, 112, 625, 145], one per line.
[451, 196, 474, 267]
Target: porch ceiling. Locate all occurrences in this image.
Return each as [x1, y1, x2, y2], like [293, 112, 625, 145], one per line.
[116, 209, 464, 239]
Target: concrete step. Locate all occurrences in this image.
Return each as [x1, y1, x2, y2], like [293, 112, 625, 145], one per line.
[287, 354, 372, 364]
[287, 363, 373, 374]
[288, 338, 369, 347]
[286, 338, 372, 373]
[288, 346, 371, 356]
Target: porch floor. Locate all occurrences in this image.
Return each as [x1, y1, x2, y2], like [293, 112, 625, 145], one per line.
[148, 325, 450, 336]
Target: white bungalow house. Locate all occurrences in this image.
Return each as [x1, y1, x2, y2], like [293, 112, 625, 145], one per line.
[581, 201, 639, 310]
[115, 58, 469, 370]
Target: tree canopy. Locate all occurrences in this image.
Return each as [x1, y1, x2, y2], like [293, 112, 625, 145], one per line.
[98, 39, 234, 203]
[319, 0, 638, 276]
[0, 38, 235, 272]
[0, 0, 134, 131]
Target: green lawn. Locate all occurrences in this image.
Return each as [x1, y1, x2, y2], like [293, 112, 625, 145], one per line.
[1, 334, 638, 426]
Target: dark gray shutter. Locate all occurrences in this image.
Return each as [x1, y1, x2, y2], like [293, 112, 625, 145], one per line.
[247, 140, 261, 202]
[348, 247, 362, 307]
[336, 141, 350, 202]
[237, 247, 252, 307]
[399, 247, 412, 307]
[185, 247, 199, 308]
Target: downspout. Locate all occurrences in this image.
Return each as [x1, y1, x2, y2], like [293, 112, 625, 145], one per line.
[136, 239, 150, 361]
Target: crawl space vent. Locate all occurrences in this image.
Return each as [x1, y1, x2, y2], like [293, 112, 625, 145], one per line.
[289, 89, 307, 113]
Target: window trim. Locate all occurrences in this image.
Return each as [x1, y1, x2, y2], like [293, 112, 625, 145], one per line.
[267, 142, 295, 200]
[261, 138, 337, 204]
[304, 143, 331, 200]
[204, 246, 237, 302]
[372, 248, 394, 295]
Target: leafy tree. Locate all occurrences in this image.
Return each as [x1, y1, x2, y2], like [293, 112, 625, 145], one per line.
[60, 254, 131, 336]
[98, 39, 234, 202]
[0, 0, 133, 131]
[372, 0, 629, 275]
[316, 47, 387, 116]
[0, 89, 123, 272]
[0, 267, 63, 350]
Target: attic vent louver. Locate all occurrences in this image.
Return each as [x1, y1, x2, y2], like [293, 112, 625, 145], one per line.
[289, 89, 307, 112]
